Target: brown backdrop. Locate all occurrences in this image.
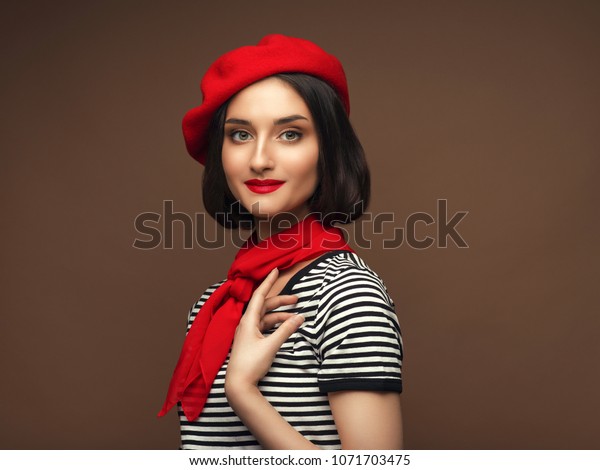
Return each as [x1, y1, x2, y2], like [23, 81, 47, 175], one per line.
[1, 0, 598, 449]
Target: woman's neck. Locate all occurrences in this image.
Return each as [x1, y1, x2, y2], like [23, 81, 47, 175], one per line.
[254, 209, 311, 242]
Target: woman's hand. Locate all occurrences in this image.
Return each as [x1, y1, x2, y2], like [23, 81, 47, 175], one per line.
[225, 268, 304, 394]
[223, 268, 318, 449]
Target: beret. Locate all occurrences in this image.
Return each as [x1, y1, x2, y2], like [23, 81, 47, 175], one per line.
[182, 34, 349, 165]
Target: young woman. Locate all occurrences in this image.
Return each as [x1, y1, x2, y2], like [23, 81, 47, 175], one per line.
[158, 34, 404, 450]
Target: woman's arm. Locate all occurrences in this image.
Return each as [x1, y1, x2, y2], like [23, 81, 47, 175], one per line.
[329, 390, 403, 449]
[228, 385, 403, 450]
[226, 382, 319, 450]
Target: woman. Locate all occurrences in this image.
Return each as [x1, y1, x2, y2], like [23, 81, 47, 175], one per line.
[158, 34, 403, 450]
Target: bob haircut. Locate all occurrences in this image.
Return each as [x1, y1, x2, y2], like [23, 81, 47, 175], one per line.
[202, 73, 370, 229]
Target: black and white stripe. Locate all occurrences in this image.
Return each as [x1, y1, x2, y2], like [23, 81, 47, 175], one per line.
[179, 251, 403, 449]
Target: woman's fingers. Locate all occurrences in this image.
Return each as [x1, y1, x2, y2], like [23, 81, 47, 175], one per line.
[260, 294, 299, 330]
[267, 314, 305, 350]
[245, 270, 298, 317]
[260, 312, 295, 332]
[256, 268, 279, 295]
[264, 294, 298, 312]
[227, 270, 305, 388]
[244, 268, 280, 321]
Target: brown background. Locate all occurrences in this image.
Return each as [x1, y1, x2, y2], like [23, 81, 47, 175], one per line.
[1, 0, 598, 449]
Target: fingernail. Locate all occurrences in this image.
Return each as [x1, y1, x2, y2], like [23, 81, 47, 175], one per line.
[294, 315, 304, 324]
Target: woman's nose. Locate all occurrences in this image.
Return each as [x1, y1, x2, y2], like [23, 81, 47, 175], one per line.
[249, 139, 274, 173]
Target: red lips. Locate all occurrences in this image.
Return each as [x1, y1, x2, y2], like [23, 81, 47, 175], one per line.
[244, 179, 285, 194]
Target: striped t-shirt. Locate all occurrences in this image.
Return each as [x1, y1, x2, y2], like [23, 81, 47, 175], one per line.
[179, 250, 403, 449]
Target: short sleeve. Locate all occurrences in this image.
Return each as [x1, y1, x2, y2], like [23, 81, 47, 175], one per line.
[316, 267, 403, 393]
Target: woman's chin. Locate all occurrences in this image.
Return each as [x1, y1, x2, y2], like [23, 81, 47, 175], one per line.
[246, 203, 309, 221]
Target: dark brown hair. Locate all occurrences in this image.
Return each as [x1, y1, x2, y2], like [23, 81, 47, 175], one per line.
[202, 73, 370, 229]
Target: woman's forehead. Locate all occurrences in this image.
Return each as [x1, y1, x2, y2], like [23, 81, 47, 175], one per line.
[225, 77, 312, 122]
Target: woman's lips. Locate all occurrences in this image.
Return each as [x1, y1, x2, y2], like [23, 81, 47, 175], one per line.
[244, 179, 285, 194]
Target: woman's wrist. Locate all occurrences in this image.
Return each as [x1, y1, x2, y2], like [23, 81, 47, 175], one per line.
[225, 379, 319, 450]
[224, 377, 258, 409]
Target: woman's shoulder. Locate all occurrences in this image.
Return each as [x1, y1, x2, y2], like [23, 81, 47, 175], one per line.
[326, 250, 387, 278]
[306, 251, 402, 357]
[288, 250, 395, 309]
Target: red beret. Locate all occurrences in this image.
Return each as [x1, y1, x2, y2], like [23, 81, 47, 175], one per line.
[182, 34, 350, 165]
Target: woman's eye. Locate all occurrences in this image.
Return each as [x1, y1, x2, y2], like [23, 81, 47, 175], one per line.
[231, 130, 252, 142]
[280, 130, 301, 142]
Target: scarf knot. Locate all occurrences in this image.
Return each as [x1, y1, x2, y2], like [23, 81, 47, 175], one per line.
[229, 277, 255, 303]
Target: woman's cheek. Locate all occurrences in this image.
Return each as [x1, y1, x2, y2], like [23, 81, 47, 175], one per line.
[222, 156, 244, 200]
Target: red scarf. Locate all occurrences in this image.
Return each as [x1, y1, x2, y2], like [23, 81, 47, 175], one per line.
[158, 214, 353, 421]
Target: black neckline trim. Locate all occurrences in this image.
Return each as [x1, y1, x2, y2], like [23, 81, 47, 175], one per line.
[278, 250, 353, 296]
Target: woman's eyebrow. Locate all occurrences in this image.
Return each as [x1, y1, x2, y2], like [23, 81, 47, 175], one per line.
[274, 115, 309, 125]
[225, 118, 250, 125]
[224, 115, 309, 126]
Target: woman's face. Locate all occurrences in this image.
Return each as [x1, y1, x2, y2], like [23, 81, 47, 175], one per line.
[222, 77, 319, 224]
